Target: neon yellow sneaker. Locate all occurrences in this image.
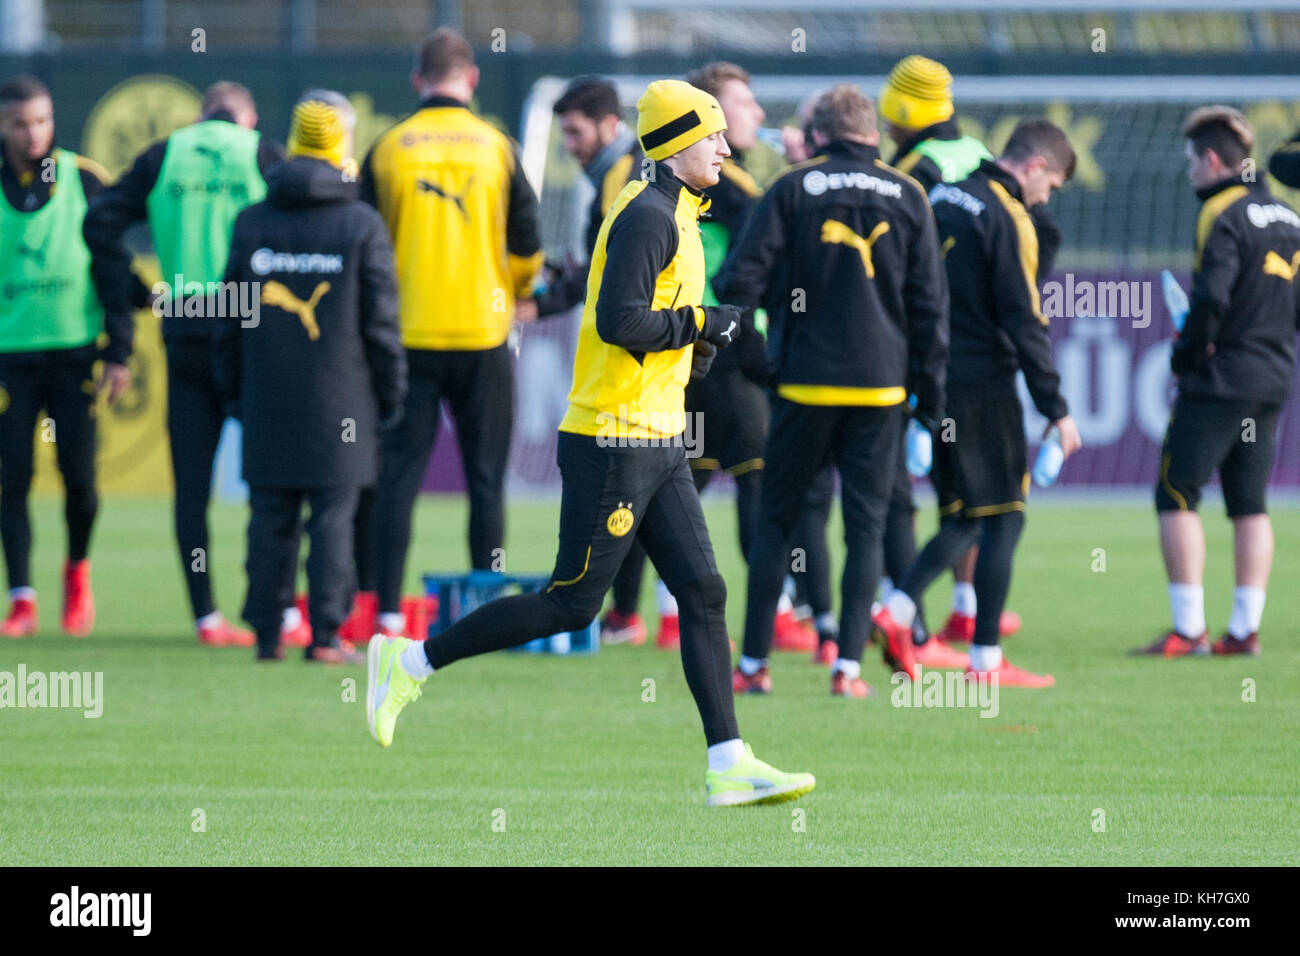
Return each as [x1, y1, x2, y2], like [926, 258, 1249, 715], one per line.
[705, 744, 815, 807]
[367, 635, 426, 748]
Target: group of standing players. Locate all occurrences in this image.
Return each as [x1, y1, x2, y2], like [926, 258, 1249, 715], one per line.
[4, 30, 1298, 803]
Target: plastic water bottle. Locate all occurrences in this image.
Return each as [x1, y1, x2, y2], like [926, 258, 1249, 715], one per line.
[1161, 269, 1188, 333]
[906, 418, 932, 477]
[1032, 425, 1065, 488]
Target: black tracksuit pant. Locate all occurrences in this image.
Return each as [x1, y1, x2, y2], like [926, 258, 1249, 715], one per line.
[166, 336, 227, 620]
[744, 399, 903, 664]
[421, 431, 740, 747]
[376, 345, 513, 614]
[244, 484, 360, 657]
[791, 463, 834, 622]
[0, 345, 99, 590]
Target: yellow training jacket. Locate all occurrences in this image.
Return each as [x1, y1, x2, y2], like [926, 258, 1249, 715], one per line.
[360, 95, 543, 350]
[560, 162, 710, 440]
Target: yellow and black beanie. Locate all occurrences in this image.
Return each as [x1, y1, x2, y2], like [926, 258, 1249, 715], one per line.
[636, 79, 727, 162]
[288, 98, 350, 169]
[879, 55, 954, 131]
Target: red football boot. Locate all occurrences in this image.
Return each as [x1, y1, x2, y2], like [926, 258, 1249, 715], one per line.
[830, 669, 873, 697]
[0, 596, 37, 638]
[773, 607, 817, 652]
[601, 609, 648, 646]
[937, 611, 975, 645]
[813, 639, 838, 667]
[1130, 631, 1209, 657]
[914, 637, 970, 669]
[304, 639, 364, 665]
[198, 614, 255, 647]
[656, 612, 680, 650]
[280, 607, 313, 648]
[732, 664, 772, 694]
[62, 560, 94, 637]
[967, 657, 1055, 688]
[872, 606, 916, 680]
[339, 591, 379, 643]
[999, 609, 1022, 637]
[940, 609, 1022, 644]
[1212, 631, 1260, 656]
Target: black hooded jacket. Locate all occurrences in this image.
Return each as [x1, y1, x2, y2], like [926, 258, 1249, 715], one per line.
[216, 157, 407, 488]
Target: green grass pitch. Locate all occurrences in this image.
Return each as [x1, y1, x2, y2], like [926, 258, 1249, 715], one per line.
[1, 492, 1296, 865]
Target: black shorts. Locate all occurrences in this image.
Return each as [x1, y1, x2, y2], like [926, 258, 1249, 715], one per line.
[1155, 393, 1280, 517]
[933, 384, 1028, 519]
[685, 368, 769, 476]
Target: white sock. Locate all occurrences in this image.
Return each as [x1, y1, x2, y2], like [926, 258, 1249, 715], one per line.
[9, 586, 35, 601]
[1168, 583, 1206, 637]
[196, 610, 223, 630]
[834, 658, 860, 679]
[777, 590, 793, 614]
[399, 640, 434, 678]
[969, 643, 1003, 671]
[1227, 586, 1265, 639]
[952, 582, 977, 617]
[885, 589, 917, 629]
[815, 612, 838, 635]
[656, 579, 678, 617]
[707, 738, 745, 772]
[378, 611, 405, 634]
[878, 576, 893, 601]
[738, 654, 766, 676]
[281, 606, 302, 632]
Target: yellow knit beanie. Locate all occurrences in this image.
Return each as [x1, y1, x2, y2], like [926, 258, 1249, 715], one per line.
[637, 79, 727, 162]
[288, 99, 349, 168]
[879, 55, 954, 131]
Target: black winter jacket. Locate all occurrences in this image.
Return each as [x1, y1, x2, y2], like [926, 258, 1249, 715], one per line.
[216, 157, 407, 488]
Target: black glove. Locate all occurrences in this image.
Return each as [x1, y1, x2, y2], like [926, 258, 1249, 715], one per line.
[379, 405, 404, 432]
[699, 304, 743, 348]
[690, 340, 717, 381]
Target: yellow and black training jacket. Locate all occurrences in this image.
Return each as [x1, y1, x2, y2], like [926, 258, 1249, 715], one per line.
[360, 95, 543, 351]
[714, 139, 949, 425]
[929, 159, 1069, 422]
[560, 161, 711, 441]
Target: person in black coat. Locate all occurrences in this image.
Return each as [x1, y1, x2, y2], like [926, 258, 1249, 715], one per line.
[216, 92, 407, 662]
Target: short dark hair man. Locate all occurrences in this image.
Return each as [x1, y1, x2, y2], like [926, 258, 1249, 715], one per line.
[530, 76, 643, 318]
[0, 75, 136, 639]
[875, 117, 1081, 688]
[716, 83, 950, 697]
[365, 79, 814, 808]
[1136, 106, 1300, 658]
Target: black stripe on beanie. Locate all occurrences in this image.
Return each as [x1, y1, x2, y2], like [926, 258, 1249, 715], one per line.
[642, 109, 702, 151]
